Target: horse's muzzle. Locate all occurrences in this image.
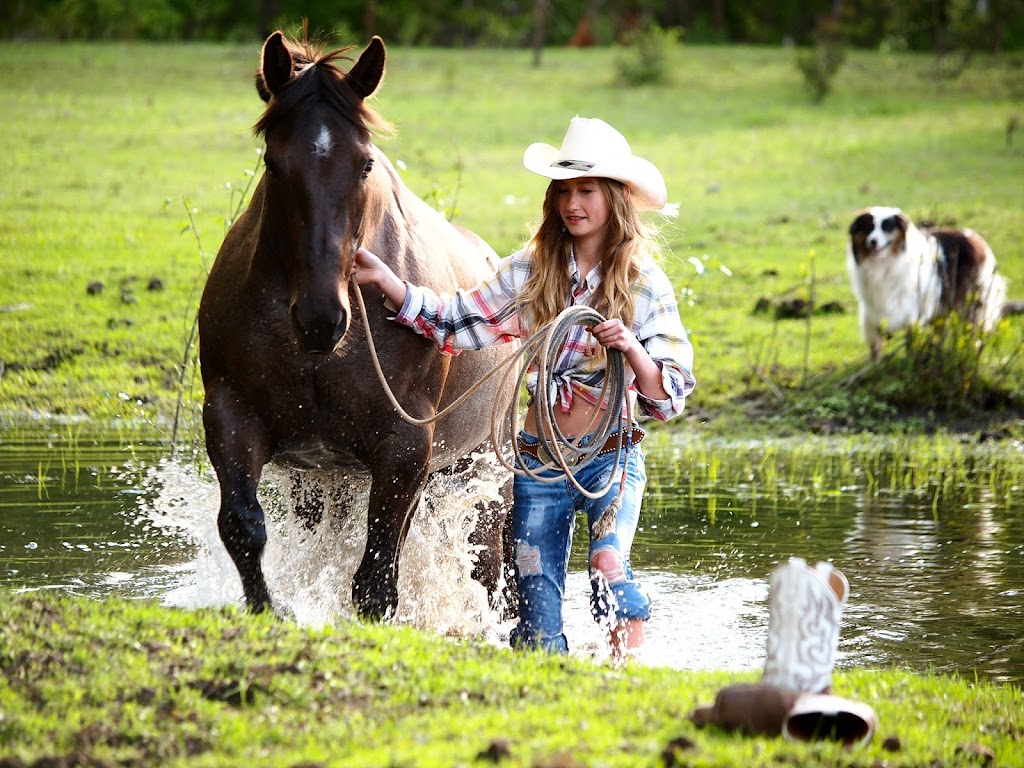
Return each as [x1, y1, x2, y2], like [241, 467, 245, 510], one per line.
[290, 305, 350, 354]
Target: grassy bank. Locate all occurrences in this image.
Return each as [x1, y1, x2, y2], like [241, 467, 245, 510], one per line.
[1, 590, 1021, 767]
[1, 41, 1023, 436]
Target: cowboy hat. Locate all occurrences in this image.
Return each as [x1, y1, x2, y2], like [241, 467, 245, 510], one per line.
[522, 116, 673, 214]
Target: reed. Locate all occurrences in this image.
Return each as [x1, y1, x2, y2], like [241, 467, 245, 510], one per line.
[651, 433, 1024, 509]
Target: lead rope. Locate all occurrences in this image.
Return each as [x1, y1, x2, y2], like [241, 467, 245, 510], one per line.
[350, 285, 632, 518]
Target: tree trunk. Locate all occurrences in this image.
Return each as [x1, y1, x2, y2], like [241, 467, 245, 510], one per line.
[532, 0, 545, 67]
[570, 0, 604, 46]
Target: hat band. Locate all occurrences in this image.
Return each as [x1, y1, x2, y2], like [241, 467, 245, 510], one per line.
[552, 159, 595, 171]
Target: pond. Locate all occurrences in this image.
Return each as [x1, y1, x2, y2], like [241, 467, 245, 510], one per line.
[2, 418, 1022, 685]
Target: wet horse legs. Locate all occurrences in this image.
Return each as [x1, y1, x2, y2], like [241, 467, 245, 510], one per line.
[204, 391, 273, 613]
[352, 435, 432, 621]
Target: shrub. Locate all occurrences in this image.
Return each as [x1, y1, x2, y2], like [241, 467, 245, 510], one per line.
[44, 0, 184, 40]
[795, 40, 846, 102]
[614, 24, 683, 87]
[848, 313, 1023, 422]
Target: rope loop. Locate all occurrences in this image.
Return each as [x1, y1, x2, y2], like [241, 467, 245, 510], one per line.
[352, 287, 631, 501]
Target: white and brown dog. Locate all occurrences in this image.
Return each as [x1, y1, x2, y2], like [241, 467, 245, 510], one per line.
[847, 206, 1007, 361]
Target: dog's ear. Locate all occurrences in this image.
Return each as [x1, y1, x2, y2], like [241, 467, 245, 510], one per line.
[849, 212, 872, 238]
[895, 211, 910, 234]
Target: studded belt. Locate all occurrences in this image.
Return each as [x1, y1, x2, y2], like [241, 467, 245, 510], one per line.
[516, 426, 646, 465]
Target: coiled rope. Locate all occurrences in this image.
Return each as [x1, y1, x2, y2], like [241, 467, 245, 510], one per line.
[351, 285, 632, 528]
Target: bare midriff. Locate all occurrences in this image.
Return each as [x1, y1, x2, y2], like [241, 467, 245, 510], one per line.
[522, 398, 627, 439]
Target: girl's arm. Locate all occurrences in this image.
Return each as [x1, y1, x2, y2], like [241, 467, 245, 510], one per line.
[353, 246, 526, 354]
[590, 319, 670, 401]
[592, 266, 696, 421]
[353, 247, 408, 307]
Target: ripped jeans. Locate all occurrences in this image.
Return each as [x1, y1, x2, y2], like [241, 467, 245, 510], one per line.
[510, 428, 650, 654]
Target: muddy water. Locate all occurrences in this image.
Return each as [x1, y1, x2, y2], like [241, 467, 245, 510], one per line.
[2, 419, 1022, 684]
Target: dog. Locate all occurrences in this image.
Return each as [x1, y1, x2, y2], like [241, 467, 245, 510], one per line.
[847, 206, 1007, 361]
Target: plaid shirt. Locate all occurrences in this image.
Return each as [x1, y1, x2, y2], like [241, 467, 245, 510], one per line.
[395, 248, 695, 422]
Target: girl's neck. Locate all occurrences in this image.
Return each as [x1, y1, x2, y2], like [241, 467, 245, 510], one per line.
[572, 236, 602, 278]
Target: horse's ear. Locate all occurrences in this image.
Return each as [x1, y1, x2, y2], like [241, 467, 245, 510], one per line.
[257, 31, 293, 102]
[346, 36, 386, 100]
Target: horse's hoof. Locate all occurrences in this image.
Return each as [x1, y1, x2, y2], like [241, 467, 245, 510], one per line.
[353, 593, 396, 623]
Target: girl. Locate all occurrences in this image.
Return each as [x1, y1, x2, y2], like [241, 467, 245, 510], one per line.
[353, 116, 695, 659]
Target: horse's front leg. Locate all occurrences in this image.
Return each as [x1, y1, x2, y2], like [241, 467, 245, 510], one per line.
[353, 428, 432, 621]
[203, 387, 273, 612]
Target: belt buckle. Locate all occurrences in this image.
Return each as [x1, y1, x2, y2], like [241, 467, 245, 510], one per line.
[537, 440, 582, 467]
[530, 438, 591, 467]
[536, 441, 554, 465]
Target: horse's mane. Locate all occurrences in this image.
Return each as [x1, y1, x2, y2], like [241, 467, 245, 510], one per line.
[253, 35, 392, 140]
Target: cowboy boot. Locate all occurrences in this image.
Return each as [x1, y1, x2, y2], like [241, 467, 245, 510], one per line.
[781, 692, 878, 747]
[690, 556, 877, 746]
[761, 557, 848, 694]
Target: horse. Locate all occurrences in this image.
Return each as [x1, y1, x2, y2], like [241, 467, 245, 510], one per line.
[198, 31, 518, 622]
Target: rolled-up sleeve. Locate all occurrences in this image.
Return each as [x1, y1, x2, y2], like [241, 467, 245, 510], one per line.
[633, 271, 696, 421]
[392, 252, 527, 355]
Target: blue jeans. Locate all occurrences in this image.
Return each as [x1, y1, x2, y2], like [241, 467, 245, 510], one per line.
[509, 428, 650, 654]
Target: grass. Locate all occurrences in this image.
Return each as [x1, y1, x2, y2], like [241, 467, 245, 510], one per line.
[2, 40, 1024, 765]
[0, 41, 1022, 436]
[1, 589, 1022, 767]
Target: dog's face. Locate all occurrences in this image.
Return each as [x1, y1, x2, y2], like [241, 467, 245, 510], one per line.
[848, 206, 909, 264]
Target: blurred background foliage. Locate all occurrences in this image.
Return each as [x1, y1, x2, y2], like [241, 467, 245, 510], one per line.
[2, 0, 1023, 52]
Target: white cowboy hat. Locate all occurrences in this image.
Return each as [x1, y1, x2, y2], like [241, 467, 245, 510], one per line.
[522, 116, 675, 214]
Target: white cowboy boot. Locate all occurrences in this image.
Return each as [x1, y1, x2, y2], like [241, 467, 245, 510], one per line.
[781, 692, 878, 747]
[761, 557, 848, 694]
[690, 557, 876, 747]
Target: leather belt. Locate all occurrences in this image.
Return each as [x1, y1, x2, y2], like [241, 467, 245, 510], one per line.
[516, 426, 645, 465]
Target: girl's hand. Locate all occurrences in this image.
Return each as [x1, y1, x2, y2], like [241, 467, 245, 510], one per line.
[352, 247, 389, 287]
[590, 318, 637, 353]
[592, 318, 671, 401]
[353, 247, 409, 308]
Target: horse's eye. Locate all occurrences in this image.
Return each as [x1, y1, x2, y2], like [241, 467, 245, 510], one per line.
[361, 159, 374, 180]
[264, 155, 280, 177]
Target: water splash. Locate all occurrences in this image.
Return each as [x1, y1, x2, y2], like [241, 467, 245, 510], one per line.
[133, 451, 771, 671]
[135, 449, 511, 639]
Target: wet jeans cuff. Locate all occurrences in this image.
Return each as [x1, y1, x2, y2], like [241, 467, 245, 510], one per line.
[590, 576, 652, 624]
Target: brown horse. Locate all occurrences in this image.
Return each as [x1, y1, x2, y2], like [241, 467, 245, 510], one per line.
[198, 32, 517, 621]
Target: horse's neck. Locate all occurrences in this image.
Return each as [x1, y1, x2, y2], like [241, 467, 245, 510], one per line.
[366, 150, 438, 282]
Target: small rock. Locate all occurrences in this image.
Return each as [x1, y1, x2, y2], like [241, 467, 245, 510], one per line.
[476, 738, 513, 763]
[661, 735, 696, 767]
[775, 297, 810, 320]
[956, 742, 995, 765]
[882, 735, 901, 751]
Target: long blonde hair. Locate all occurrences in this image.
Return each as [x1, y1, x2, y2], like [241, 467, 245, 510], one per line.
[517, 178, 662, 332]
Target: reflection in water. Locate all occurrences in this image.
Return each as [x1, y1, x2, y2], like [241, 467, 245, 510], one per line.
[1, 421, 1022, 683]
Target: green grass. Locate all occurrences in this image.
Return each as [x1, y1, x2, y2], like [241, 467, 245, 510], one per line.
[1, 41, 1023, 434]
[1, 590, 1021, 767]
[2, 42, 1023, 765]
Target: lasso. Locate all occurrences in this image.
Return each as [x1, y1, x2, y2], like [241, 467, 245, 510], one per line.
[351, 285, 631, 531]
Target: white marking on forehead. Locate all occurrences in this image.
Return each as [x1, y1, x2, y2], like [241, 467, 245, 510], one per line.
[313, 125, 333, 158]
[870, 205, 902, 220]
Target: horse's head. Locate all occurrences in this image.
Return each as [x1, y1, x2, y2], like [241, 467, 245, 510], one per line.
[253, 32, 390, 354]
